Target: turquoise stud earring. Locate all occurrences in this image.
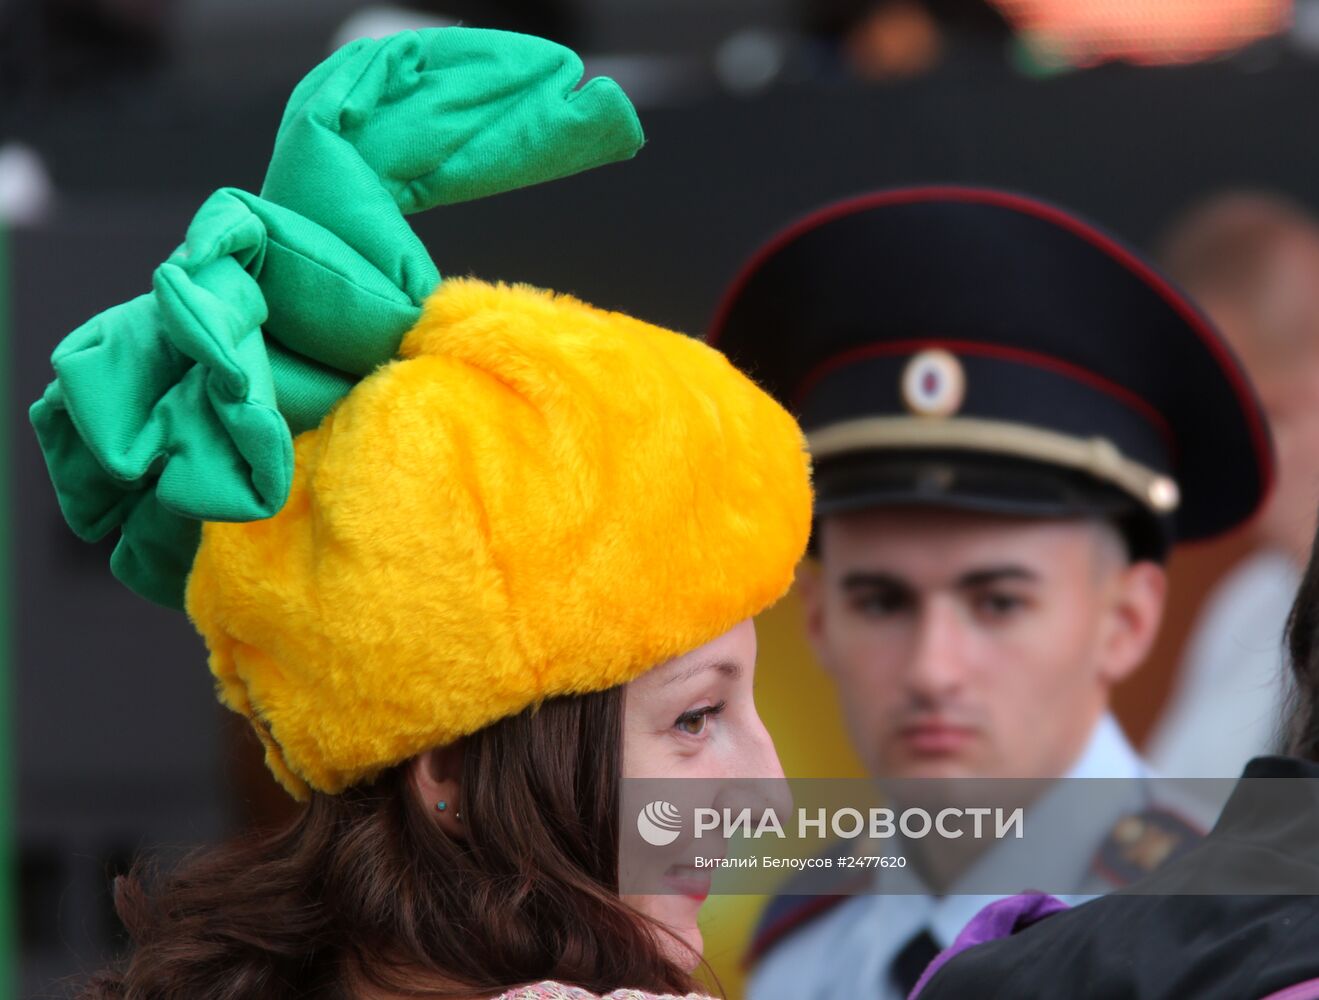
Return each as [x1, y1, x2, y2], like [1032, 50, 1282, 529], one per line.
[436, 800, 448, 812]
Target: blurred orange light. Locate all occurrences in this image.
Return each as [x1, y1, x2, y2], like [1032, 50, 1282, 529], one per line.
[991, 0, 1291, 66]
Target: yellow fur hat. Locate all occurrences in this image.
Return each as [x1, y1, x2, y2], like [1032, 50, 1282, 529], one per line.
[29, 29, 812, 800]
[185, 279, 812, 798]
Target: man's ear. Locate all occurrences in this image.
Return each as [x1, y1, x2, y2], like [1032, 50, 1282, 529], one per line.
[1098, 560, 1167, 687]
[798, 559, 824, 638]
[408, 740, 467, 839]
[796, 558, 835, 674]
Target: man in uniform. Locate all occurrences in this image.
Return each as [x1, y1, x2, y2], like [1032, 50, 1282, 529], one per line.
[707, 186, 1273, 1000]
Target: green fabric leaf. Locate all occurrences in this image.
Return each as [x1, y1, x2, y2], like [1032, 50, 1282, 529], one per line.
[28, 26, 645, 609]
[262, 28, 644, 301]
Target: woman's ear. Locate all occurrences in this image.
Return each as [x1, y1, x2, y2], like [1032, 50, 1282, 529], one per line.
[409, 740, 468, 839]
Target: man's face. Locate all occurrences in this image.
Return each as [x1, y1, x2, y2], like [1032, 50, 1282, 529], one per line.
[801, 506, 1165, 781]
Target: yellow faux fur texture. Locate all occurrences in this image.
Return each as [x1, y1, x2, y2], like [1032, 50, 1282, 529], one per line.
[185, 279, 812, 798]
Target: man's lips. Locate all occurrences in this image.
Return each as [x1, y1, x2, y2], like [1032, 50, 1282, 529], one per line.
[662, 865, 712, 901]
[898, 721, 978, 754]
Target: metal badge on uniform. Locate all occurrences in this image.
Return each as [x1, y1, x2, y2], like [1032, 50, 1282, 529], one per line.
[1147, 475, 1180, 513]
[902, 349, 966, 417]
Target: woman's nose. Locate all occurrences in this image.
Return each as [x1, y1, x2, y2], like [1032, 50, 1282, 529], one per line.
[712, 715, 793, 825]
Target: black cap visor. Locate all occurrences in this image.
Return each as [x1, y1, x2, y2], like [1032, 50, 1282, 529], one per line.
[813, 449, 1170, 560]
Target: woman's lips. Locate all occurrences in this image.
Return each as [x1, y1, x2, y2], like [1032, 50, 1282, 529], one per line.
[898, 721, 977, 755]
[662, 865, 712, 901]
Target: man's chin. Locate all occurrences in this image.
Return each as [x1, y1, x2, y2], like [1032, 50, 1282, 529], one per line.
[879, 750, 986, 781]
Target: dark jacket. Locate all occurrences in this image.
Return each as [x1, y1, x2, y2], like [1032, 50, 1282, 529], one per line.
[916, 756, 1319, 1000]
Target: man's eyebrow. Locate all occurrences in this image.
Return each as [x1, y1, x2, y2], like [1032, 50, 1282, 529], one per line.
[840, 572, 911, 591]
[956, 566, 1040, 588]
[662, 659, 743, 687]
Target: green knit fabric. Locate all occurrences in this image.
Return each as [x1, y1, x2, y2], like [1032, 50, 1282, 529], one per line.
[29, 27, 644, 610]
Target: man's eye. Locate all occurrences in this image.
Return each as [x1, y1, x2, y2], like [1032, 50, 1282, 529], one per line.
[853, 589, 911, 616]
[974, 592, 1025, 618]
[675, 701, 726, 736]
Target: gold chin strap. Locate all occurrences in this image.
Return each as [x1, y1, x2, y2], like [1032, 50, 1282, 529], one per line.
[807, 415, 1181, 514]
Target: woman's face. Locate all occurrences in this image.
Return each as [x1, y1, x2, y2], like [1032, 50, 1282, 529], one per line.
[621, 618, 784, 968]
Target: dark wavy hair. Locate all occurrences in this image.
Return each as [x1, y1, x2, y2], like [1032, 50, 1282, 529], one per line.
[1286, 521, 1319, 762]
[78, 688, 708, 999]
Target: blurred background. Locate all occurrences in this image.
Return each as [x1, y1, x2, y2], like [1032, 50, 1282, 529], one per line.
[7, 0, 1319, 996]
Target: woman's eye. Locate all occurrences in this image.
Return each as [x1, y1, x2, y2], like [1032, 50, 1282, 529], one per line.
[674, 701, 726, 737]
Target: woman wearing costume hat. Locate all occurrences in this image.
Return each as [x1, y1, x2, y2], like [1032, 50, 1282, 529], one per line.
[29, 29, 812, 1000]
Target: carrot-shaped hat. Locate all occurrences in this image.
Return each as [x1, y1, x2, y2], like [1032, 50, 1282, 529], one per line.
[30, 28, 812, 798]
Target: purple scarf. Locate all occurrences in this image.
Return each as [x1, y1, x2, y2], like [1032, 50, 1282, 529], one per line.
[909, 892, 1071, 999]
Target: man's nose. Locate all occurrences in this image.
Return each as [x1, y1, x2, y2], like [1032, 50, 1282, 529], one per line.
[904, 598, 968, 703]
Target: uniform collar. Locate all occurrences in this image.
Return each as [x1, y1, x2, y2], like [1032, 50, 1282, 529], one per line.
[1063, 713, 1146, 781]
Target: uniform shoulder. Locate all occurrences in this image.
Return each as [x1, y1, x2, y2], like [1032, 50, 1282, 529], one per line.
[1090, 805, 1206, 888]
[745, 840, 868, 967]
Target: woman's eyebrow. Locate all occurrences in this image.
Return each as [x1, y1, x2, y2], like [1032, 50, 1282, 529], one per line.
[661, 658, 743, 686]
